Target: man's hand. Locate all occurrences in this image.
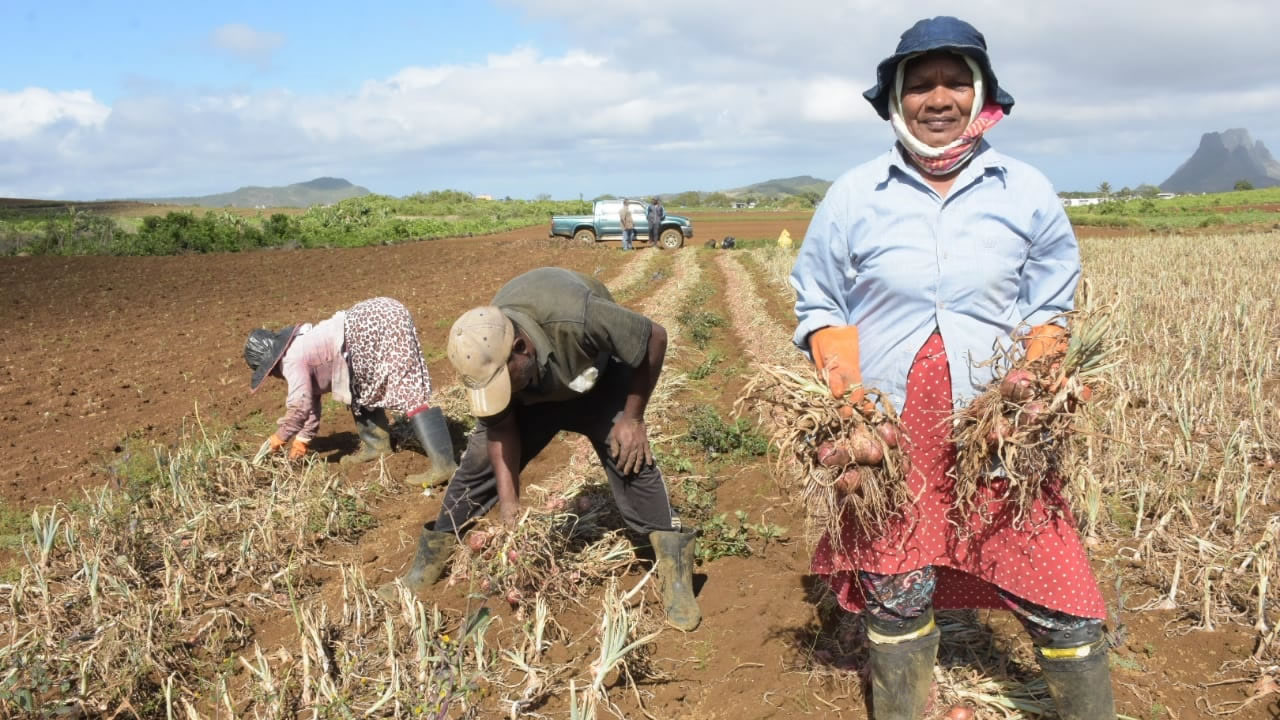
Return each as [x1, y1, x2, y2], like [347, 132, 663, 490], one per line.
[287, 438, 309, 461]
[499, 498, 522, 528]
[810, 326, 865, 418]
[608, 417, 654, 475]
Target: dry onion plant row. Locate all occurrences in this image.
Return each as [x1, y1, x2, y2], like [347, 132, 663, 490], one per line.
[609, 249, 664, 304]
[0, 415, 388, 717]
[1079, 233, 1279, 679]
[714, 252, 799, 366]
[736, 364, 911, 549]
[231, 565, 494, 718]
[949, 306, 1121, 529]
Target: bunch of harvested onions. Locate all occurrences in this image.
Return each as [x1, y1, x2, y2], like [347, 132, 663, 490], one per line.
[950, 308, 1119, 527]
[736, 364, 911, 550]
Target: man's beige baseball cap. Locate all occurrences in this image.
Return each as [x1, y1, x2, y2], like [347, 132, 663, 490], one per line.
[447, 306, 515, 416]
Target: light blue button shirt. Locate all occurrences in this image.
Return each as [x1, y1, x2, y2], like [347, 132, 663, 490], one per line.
[790, 141, 1080, 411]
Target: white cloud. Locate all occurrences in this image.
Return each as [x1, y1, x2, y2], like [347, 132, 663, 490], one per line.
[209, 23, 284, 68]
[5, 1, 1280, 198]
[0, 88, 110, 141]
[802, 77, 867, 124]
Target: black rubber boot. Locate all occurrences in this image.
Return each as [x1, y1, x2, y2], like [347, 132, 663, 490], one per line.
[649, 529, 701, 631]
[376, 527, 456, 603]
[402, 407, 458, 487]
[867, 613, 940, 720]
[1036, 640, 1116, 720]
[340, 407, 392, 466]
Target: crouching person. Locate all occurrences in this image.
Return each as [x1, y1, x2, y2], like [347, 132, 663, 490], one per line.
[243, 297, 457, 486]
[380, 268, 700, 631]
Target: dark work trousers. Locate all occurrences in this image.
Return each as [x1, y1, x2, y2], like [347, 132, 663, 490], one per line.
[434, 361, 676, 535]
[647, 225, 660, 246]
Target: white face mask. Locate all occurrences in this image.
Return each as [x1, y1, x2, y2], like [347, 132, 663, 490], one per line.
[887, 53, 984, 159]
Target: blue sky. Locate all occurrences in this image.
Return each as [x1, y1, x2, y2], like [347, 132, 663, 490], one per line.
[3, 0, 1278, 200]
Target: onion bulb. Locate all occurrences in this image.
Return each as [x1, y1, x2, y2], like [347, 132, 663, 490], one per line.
[816, 441, 851, 467]
[999, 369, 1037, 402]
[1018, 401, 1049, 428]
[835, 468, 862, 497]
[848, 427, 884, 465]
[874, 422, 902, 448]
[466, 531, 491, 553]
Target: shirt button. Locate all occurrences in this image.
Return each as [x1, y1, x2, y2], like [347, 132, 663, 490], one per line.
[936, 301, 944, 309]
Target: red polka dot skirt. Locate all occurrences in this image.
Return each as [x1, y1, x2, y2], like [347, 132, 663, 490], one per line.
[811, 332, 1107, 619]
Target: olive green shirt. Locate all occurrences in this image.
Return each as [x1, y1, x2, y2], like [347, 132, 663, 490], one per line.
[493, 267, 653, 408]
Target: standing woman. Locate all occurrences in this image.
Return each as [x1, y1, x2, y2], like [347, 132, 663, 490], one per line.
[244, 297, 457, 487]
[790, 17, 1113, 720]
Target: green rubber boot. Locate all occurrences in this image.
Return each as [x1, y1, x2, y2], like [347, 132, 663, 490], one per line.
[1036, 640, 1116, 720]
[340, 408, 392, 466]
[649, 529, 701, 631]
[867, 613, 940, 720]
[376, 528, 456, 603]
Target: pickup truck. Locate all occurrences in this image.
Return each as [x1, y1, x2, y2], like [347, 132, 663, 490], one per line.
[549, 200, 693, 249]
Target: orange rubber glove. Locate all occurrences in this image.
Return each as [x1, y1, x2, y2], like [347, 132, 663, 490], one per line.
[810, 326, 865, 417]
[268, 433, 287, 452]
[1025, 324, 1068, 363]
[287, 438, 309, 461]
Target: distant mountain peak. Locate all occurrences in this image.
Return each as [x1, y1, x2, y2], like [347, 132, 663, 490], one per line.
[139, 178, 370, 208]
[729, 175, 832, 197]
[296, 177, 354, 191]
[1162, 129, 1280, 192]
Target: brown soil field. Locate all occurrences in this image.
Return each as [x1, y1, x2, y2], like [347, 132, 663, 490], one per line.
[0, 215, 1273, 718]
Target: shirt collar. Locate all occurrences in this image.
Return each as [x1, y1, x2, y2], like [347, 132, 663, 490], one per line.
[881, 139, 1006, 186]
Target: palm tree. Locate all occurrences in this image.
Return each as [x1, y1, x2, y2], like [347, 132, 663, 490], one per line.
[1097, 182, 1112, 198]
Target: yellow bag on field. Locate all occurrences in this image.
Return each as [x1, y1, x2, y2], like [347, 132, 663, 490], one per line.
[777, 229, 793, 249]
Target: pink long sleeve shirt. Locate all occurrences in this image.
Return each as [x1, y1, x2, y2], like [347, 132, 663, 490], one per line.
[276, 311, 352, 441]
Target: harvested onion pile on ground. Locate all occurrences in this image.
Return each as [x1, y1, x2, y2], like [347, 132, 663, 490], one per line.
[736, 364, 911, 549]
[950, 308, 1119, 527]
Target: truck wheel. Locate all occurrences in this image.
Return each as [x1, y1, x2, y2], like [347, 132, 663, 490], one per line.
[574, 228, 597, 244]
[659, 228, 684, 249]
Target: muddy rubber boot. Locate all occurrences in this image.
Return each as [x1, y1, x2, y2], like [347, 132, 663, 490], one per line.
[867, 613, 940, 720]
[649, 529, 701, 631]
[376, 527, 456, 603]
[402, 407, 458, 487]
[340, 408, 392, 466]
[1036, 640, 1116, 720]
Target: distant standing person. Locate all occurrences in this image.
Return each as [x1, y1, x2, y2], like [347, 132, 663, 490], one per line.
[619, 198, 637, 250]
[646, 197, 665, 248]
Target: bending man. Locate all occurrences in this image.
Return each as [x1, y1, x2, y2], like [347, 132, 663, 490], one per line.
[382, 267, 700, 631]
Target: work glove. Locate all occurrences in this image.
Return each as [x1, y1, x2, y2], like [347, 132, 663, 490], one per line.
[287, 438, 309, 461]
[1024, 324, 1068, 363]
[810, 326, 866, 418]
[268, 433, 287, 452]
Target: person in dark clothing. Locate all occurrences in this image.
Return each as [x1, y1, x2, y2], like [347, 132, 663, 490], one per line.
[380, 268, 701, 631]
[645, 197, 665, 248]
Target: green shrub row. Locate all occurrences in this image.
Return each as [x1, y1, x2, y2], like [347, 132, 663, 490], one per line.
[0, 192, 593, 256]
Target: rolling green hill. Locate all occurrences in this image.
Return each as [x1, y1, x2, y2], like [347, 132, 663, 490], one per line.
[139, 177, 371, 208]
[727, 175, 832, 198]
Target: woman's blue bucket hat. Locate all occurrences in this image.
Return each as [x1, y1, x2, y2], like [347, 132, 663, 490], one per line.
[863, 16, 1015, 121]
